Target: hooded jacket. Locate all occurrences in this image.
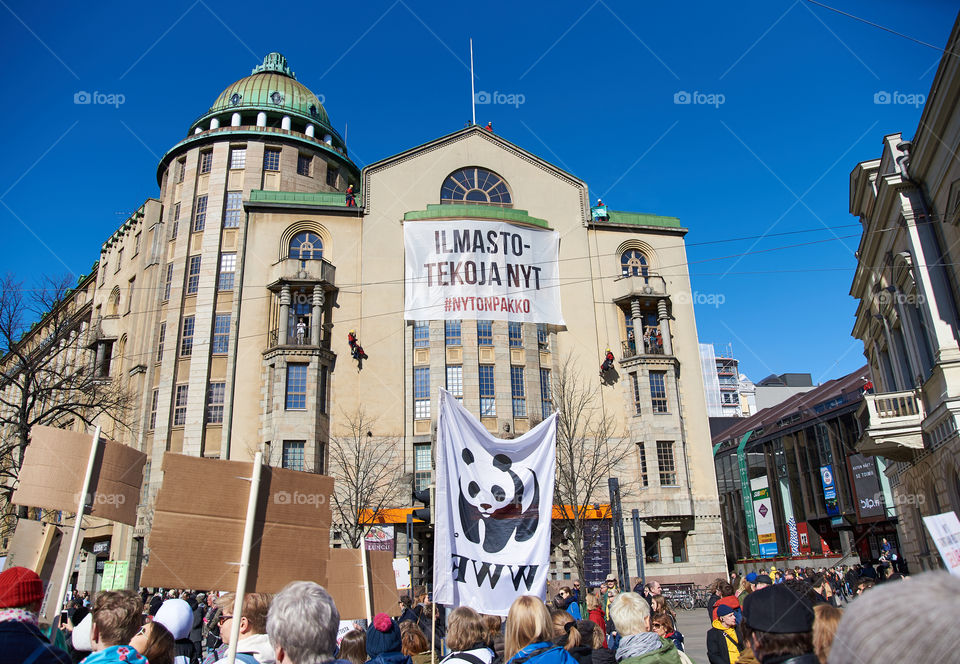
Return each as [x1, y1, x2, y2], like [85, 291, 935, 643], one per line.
[79, 645, 150, 664]
[214, 632, 275, 664]
[706, 620, 741, 664]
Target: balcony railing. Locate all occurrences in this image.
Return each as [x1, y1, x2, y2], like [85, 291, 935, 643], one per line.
[856, 390, 925, 461]
[621, 338, 665, 359]
[269, 327, 320, 348]
[611, 274, 668, 304]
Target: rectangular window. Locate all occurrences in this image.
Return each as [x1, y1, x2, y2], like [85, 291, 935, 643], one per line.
[445, 320, 461, 346]
[672, 534, 688, 563]
[297, 154, 311, 176]
[126, 277, 135, 313]
[218, 253, 236, 291]
[285, 364, 307, 410]
[186, 255, 201, 294]
[477, 320, 493, 346]
[644, 532, 660, 564]
[173, 385, 188, 426]
[180, 316, 195, 356]
[193, 195, 208, 232]
[212, 314, 230, 354]
[631, 372, 642, 415]
[479, 365, 496, 417]
[414, 443, 432, 491]
[537, 323, 549, 349]
[540, 368, 552, 419]
[163, 263, 174, 300]
[156, 322, 165, 363]
[319, 366, 328, 414]
[508, 321, 523, 348]
[115, 248, 123, 271]
[134, 233, 141, 256]
[282, 441, 306, 471]
[207, 382, 225, 424]
[264, 148, 281, 171]
[511, 366, 526, 418]
[223, 192, 243, 228]
[413, 320, 430, 348]
[149, 389, 159, 430]
[230, 147, 246, 169]
[171, 203, 180, 239]
[176, 158, 186, 183]
[326, 166, 339, 187]
[100, 265, 106, 286]
[657, 440, 677, 486]
[414, 367, 430, 419]
[446, 365, 463, 401]
[650, 371, 668, 413]
[638, 442, 649, 487]
[199, 150, 213, 174]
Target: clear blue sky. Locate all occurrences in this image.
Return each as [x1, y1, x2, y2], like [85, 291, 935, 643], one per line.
[0, 0, 953, 383]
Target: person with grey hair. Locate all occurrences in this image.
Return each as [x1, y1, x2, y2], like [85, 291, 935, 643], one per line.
[607, 592, 693, 664]
[827, 571, 960, 664]
[267, 581, 343, 664]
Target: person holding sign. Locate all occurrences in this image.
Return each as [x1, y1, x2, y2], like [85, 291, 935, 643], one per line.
[0, 566, 72, 664]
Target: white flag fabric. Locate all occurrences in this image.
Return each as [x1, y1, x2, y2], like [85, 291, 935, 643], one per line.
[433, 389, 558, 615]
[404, 220, 565, 324]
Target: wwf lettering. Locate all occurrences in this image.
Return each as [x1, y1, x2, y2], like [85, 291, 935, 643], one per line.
[450, 555, 539, 591]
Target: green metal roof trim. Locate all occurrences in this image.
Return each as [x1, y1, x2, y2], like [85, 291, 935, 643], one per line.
[403, 204, 550, 229]
[604, 210, 681, 228]
[248, 190, 351, 207]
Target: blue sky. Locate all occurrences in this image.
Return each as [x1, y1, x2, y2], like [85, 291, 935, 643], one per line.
[0, 0, 953, 383]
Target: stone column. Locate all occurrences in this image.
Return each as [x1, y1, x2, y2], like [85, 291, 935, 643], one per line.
[657, 300, 673, 355]
[311, 286, 325, 346]
[279, 285, 291, 345]
[630, 298, 643, 356]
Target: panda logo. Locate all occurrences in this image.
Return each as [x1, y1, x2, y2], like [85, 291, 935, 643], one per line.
[458, 447, 540, 554]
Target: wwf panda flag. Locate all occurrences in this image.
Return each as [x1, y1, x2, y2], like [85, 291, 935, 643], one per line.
[433, 389, 558, 616]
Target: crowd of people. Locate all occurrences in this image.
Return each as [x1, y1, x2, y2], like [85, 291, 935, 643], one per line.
[2, 563, 959, 664]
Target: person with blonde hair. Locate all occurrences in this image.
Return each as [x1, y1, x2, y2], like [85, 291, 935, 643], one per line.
[608, 592, 691, 664]
[442, 607, 494, 664]
[812, 604, 842, 664]
[504, 596, 576, 664]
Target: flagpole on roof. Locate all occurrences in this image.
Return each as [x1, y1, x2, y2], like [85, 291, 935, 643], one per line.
[470, 39, 476, 126]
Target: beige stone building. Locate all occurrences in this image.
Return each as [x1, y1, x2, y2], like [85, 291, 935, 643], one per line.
[2, 52, 726, 589]
[849, 17, 960, 572]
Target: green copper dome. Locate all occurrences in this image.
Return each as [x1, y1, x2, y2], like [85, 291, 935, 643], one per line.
[208, 53, 331, 127]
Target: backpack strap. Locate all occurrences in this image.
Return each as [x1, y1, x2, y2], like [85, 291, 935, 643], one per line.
[235, 653, 260, 664]
[444, 653, 489, 664]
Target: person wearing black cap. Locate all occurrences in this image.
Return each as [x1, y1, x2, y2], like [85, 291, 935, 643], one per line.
[706, 604, 741, 664]
[740, 585, 817, 664]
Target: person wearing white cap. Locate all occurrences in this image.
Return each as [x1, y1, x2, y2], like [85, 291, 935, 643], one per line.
[139, 598, 195, 664]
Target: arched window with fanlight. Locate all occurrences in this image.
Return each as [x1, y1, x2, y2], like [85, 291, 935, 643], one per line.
[621, 249, 649, 277]
[440, 167, 512, 207]
[289, 232, 323, 261]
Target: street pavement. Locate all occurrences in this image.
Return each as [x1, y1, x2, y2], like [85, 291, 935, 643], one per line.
[673, 608, 710, 664]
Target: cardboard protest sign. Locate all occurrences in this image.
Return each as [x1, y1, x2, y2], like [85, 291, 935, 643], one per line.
[4, 519, 74, 623]
[923, 511, 960, 576]
[141, 454, 334, 593]
[325, 549, 401, 620]
[14, 425, 146, 526]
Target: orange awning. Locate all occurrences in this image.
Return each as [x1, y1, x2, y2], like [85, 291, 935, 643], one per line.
[359, 504, 612, 524]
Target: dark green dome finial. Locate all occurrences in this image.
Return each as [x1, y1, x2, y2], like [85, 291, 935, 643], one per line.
[252, 52, 296, 79]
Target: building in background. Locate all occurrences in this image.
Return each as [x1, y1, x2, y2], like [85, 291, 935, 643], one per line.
[754, 373, 815, 412]
[713, 367, 899, 569]
[849, 17, 960, 573]
[1, 53, 727, 589]
[700, 343, 745, 417]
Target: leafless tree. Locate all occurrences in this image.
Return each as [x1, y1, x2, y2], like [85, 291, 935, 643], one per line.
[326, 408, 406, 548]
[0, 273, 134, 538]
[549, 355, 637, 586]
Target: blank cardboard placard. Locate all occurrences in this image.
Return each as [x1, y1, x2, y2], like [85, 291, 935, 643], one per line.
[141, 454, 334, 593]
[325, 549, 402, 620]
[4, 519, 74, 623]
[13, 425, 146, 526]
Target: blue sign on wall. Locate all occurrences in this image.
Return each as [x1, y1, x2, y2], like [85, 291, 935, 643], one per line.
[582, 520, 611, 586]
[820, 465, 840, 516]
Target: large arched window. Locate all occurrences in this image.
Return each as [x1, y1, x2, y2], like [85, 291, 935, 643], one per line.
[289, 232, 323, 260]
[621, 249, 649, 277]
[440, 167, 512, 207]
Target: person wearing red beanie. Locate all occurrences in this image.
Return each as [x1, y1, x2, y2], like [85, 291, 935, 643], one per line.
[0, 566, 71, 664]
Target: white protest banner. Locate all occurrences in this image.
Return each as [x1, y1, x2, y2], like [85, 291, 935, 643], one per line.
[404, 220, 564, 324]
[922, 511, 960, 576]
[433, 389, 557, 615]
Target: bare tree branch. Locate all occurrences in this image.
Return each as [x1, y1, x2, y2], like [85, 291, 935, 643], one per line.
[326, 409, 406, 548]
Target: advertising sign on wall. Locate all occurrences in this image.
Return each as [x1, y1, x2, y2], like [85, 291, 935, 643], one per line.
[848, 454, 885, 520]
[750, 476, 778, 558]
[582, 520, 611, 587]
[364, 525, 395, 553]
[820, 465, 840, 516]
[404, 220, 564, 324]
